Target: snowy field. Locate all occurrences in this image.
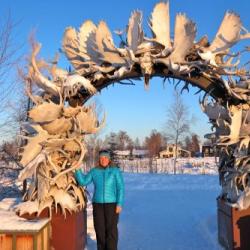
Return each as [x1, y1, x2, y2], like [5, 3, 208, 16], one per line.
[0, 158, 222, 250]
[86, 173, 223, 250]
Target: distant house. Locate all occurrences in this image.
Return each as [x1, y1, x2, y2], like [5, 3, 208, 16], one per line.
[132, 149, 149, 159]
[159, 145, 191, 158]
[202, 144, 215, 157]
[114, 149, 149, 159]
[113, 150, 130, 159]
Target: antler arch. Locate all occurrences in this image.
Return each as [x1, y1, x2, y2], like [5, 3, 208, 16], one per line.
[17, 1, 250, 216]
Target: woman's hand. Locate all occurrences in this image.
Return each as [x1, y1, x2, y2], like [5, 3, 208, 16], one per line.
[116, 205, 122, 214]
[72, 161, 82, 171]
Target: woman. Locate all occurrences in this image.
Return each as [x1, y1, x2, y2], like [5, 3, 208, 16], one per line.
[74, 150, 124, 250]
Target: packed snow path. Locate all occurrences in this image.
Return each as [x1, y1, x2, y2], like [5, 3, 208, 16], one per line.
[86, 173, 222, 250]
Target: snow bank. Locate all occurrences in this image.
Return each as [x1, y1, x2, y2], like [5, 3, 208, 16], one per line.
[0, 198, 50, 232]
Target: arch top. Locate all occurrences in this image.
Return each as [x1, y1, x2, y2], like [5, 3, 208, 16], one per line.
[69, 68, 228, 107]
[27, 1, 250, 106]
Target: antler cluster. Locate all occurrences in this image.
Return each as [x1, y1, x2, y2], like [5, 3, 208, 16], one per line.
[17, 1, 250, 215]
[201, 95, 250, 209]
[16, 96, 105, 217]
[16, 41, 105, 216]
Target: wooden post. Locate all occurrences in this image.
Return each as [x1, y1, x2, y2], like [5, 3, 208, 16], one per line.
[0, 198, 86, 250]
[217, 197, 250, 250]
[0, 218, 50, 250]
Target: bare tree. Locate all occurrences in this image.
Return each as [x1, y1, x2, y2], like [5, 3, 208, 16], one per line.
[0, 13, 24, 141]
[190, 134, 201, 156]
[117, 130, 132, 150]
[145, 129, 166, 158]
[144, 130, 167, 173]
[0, 13, 19, 84]
[134, 137, 141, 149]
[184, 134, 201, 156]
[85, 134, 105, 169]
[82, 100, 106, 169]
[0, 14, 30, 198]
[165, 90, 190, 174]
[184, 135, 192, 150]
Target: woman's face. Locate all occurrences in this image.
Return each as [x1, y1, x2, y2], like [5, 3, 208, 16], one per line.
[99, 156, 110, 168]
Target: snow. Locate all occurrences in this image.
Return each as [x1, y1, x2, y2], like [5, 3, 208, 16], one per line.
[0, 197, 21, 210]
[0, 198, 50, 232]
[114, 150, 130, 156]
[0, 158, 223, 249]
[85, 173, 223, 250]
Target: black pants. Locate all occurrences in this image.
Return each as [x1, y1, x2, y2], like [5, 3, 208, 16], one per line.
[93, 203, 119, 250]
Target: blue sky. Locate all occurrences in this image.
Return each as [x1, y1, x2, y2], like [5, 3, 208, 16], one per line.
[1, 0, 250, 143]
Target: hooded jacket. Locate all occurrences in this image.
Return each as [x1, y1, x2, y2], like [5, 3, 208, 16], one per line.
[74, 166, 124, 207]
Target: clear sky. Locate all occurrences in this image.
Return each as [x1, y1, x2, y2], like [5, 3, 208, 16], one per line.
[1, 0, 250, 143]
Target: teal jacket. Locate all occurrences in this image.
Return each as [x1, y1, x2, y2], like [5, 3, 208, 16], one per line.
[74, 166, 125, 207]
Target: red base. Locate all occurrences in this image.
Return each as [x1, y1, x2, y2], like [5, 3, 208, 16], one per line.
[217, 197, 250, 250]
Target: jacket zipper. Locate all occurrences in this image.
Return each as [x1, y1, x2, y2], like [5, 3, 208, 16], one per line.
[103, 170, 105, 203]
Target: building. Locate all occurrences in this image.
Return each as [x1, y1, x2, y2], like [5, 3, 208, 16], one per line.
[202, 144, 216, 157]
[113, 150, 130, 159]
[159, 145, 191, 158]
[113, 149, 149, 160]
[132, 149, 149, 159]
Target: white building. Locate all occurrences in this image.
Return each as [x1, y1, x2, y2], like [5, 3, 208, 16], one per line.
[114, 149, 149, 159]
[114, 150, 130, 159]
[132, 149, 149, 158]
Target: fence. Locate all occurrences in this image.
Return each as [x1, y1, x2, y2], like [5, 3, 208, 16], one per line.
[117, 157, 218, 174]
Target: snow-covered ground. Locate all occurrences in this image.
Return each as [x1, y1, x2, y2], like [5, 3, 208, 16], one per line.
[86, 173, 223, 250]
[0, 158, 222, 250]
